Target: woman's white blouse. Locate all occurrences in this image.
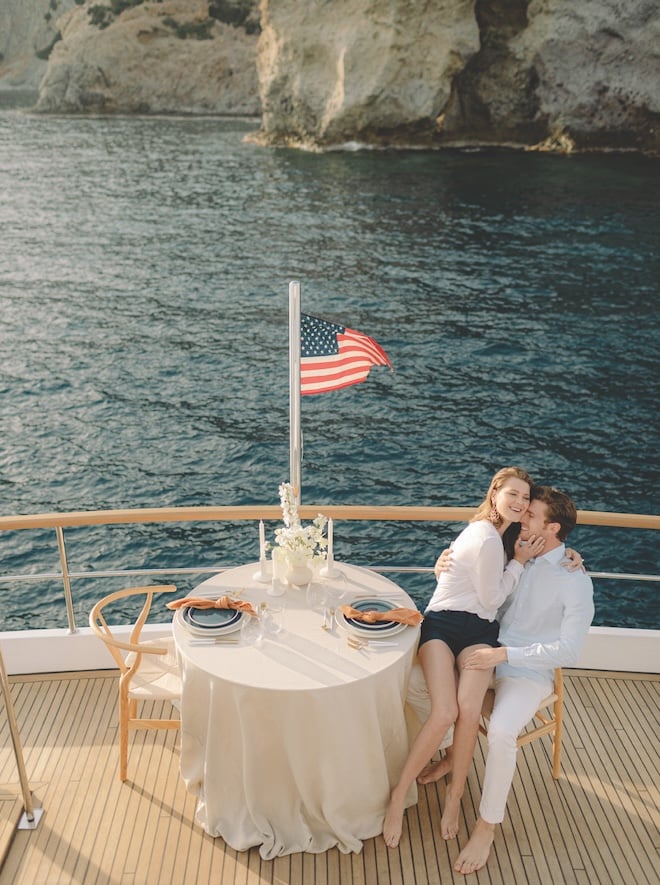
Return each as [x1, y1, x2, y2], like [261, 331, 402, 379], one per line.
[425, 520, 523, 622]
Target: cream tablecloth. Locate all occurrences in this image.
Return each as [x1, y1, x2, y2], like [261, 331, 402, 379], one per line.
[173, 562, 420, 858]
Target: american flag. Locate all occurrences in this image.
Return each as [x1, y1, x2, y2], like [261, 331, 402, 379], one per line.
[300, 313, 393, 396]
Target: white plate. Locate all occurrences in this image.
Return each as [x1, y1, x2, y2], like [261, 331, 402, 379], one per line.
[185, 605, 241, 630]
[336, 597, 409, 638]
[176, 605, 245, 637]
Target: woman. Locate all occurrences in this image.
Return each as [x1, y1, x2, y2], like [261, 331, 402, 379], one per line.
[382, 466, 543, 848]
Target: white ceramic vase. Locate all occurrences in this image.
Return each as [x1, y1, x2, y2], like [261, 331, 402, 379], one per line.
[286, 555, 314, 587]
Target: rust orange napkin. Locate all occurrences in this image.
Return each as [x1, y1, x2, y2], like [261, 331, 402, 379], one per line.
[167, 595, 257, 617]
[339, 605, 423, 626]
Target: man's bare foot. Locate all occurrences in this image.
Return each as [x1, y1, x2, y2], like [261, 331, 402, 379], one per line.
[454, 818, 495, 874]
[382, 795, 405, 849]
[416, 755, 452, 784]
[440, 787, 461, 839]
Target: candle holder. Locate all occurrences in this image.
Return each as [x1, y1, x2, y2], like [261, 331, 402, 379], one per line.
[253, 557, 271, 583]
[320, 517, 340, 577]
[320, 558, 341, 578]
[267, 577, 286, 597]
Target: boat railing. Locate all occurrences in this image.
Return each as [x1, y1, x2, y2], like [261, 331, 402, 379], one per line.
[0, 505, 658, 634]
[1, 504, 656, 837]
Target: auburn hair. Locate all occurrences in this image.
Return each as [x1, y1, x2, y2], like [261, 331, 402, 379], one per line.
[471, 466, 534, 560]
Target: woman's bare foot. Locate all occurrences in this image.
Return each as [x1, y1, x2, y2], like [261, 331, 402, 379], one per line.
[454, 818, 495, 874]
[382, 794, 405, 849]
[440, 786, 461, 839]
[416, 755, 453, 784]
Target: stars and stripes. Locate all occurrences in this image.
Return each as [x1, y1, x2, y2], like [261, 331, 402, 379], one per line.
[300, 313, 393, 396]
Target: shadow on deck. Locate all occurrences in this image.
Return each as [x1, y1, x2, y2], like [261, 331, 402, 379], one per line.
[0, 669, 657, 884]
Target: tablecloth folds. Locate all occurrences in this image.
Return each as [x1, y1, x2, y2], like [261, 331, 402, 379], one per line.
[339, 605, 423, 626]
[166, 595, 257, 616]
[174, 562, 421, 857]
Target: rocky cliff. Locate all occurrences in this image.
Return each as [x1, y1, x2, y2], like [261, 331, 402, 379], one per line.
[2, 0, 658, 153]
[253, 0, 479, 148]
[33, 0, 260, 115]
[438, 0, 660, 153]
[0, 0, 77, 90]
[252, 0, 660, 153]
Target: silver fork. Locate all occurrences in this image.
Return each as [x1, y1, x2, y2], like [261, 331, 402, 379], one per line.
[347, 636, 399, 650]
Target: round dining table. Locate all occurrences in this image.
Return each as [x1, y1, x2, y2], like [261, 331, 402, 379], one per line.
[172, 561, 421, 859]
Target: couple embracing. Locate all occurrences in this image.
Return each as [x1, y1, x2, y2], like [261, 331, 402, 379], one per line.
[383, 467, 594, 875]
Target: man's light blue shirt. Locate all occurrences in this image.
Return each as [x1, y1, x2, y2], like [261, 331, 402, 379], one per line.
[496, 544, 595, 686]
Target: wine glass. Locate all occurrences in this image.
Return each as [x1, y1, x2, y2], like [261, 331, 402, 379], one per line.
[240, 606, 265, 645]
[262, 600, 285, 636]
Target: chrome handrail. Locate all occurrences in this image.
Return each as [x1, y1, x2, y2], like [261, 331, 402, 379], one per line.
[55, 527, 77, 635]
[1, 565, 658, 583]
[0, 505, 658, 634]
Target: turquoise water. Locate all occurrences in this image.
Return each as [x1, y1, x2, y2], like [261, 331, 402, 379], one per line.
[0, 101, 658, 629]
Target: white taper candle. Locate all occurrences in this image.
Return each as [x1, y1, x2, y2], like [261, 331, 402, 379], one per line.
[327, 518, 334, 566]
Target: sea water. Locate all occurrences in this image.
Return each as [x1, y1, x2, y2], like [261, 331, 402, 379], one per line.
[0, 98, 658, 630]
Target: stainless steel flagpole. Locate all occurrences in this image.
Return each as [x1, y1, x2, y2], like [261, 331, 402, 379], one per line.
[288, 280, 302, 504]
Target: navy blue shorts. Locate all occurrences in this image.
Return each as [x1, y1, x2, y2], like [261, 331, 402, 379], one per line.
[418, 609, 500, 657]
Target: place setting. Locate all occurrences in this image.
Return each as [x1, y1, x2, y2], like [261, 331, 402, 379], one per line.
[166, 593, 257, 645]
[335, 596, 423, 650]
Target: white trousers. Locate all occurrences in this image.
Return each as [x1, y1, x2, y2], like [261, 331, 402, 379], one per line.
[479, 675, 550, 824]
[405, 664, 552, 823]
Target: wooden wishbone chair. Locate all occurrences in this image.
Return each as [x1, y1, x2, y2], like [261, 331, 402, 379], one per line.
[479, 668, 564, 779]
[89, 584, 182, 782]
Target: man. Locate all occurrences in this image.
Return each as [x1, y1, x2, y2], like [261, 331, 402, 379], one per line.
[409, 485, 594, 875]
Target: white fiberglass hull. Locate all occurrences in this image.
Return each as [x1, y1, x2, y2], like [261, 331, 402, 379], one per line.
[0, 624, 657, 677]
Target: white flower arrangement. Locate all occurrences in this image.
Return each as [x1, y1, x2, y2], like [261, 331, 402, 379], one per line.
[273, 482, 328, 560]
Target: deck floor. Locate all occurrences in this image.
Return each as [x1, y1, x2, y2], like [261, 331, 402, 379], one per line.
[0, 669, 657, 884]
